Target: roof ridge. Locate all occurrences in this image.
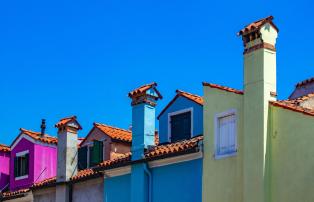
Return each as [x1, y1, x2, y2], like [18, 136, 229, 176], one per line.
[270, 100, 314, 117]
[296, 77, 314, 87]
[176, 89, 202, 98]
[60, 115, 77, 121]
[94, 122, 131, 133]
[20, 128, 56, 139]
[202, 82, 243, 95]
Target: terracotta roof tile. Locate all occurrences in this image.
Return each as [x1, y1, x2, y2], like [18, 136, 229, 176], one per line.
[238, 16, 278, 36]
[31, 177, 56, 189]
[270, 100, 314, 117]
[157, 90, 203, 119]
[19, 128, 58, 145]
[0, 143, 10, 152]
[296, 77, 314, 88]
[55, 116, 82, 129]
[128, 82, 162, 99]
[94, 123, 132, 143]
[1, 188, 30, 200]
[203, 82, 244, 95]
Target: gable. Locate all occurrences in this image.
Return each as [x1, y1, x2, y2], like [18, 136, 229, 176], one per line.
[80, 127, 111, 147]
[11, 134, 57, 151]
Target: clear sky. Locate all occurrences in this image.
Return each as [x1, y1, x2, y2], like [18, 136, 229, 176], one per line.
[0, 0, 313, 145]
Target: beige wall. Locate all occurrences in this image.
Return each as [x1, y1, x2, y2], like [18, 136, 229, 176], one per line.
[33, 188, 55, 202]
[72, 178, 103, 202]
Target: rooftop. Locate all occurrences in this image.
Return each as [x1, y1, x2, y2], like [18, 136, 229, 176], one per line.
[202, 82, 244, 95]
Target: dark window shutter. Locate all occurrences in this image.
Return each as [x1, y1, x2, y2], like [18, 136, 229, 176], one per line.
[78, 146, 88, 170]
[25, 153, 29, 175]
[171, 111, 192, 142]
[14, 157, 18, 177]
[90, 140, 103, 167]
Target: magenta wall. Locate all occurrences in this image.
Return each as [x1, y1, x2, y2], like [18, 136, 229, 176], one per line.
[10, 137, 57, 191]
[0, 151, 10, 191]
[33, 144, 57, 183]
[10, 138, 35, 191]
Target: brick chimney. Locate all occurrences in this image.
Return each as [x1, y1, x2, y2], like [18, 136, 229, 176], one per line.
[55, 116, 82, 202]
[238, 16, 278, 202]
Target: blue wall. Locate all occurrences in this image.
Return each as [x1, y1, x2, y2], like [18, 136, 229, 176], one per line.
[104, 174, 131, 202]
[158, 96, 203, 143]
[103, 158, 202, 202]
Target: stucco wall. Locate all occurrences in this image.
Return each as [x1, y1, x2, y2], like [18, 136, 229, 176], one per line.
[0, 151, 10, 190]
[10, 138, 35, 191]
[104, 174, 131, 202]
[33, 144, 57, 184]
[33, 187, 55, 202]
[158, 96, 203, 143]
[73, 178, 104, 202]
[269, 106, 314, 202]
[202, 86, 244, 202]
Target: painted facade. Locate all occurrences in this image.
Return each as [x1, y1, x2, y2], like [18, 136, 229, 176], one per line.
[158, 90, 203, 143]
[0, 145, 10, 191]
[10, 130, 57, 191]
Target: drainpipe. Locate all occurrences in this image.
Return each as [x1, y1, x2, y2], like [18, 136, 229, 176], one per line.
[143, 163, 152, 202]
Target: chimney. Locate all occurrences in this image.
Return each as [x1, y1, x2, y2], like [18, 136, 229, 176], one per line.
[238, 16, 278, 202]
[40, 119, 46, 137]
[55, 116, 82, 202]
[128, 82, 162, 160]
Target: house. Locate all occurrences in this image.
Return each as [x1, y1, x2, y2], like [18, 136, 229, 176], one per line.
[157, 90, 203, 143]
[9, 126, 57, 192]
[0, 144, 10, 192]
[78, 123, 132, 169]
[202, 16, 314, 202]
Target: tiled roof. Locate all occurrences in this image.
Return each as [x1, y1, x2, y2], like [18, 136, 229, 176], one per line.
[203, 82, 244, 95]
[1, 189, 30, 200]
[55, 116, 82, 129]
[237, 16, 279, 36]
[19, 128, 58, 145]
[128, 82, 162, 99]
[94, 123, 132, 143]
[0, 143, 10, 152]
[32, 136, 202, 190]
[296, 77, 314, 87]
[270, 100, 314, 117]
[157, 90, 203, 119]
[283, 93, 314, 106]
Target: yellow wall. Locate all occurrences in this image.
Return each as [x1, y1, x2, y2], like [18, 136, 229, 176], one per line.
[202, 86, 243, 202]
[269, 106, 314, 202]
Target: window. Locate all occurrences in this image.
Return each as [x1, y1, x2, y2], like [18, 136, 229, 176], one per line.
[78, 146, 88, 170]
[14, 151, 29, 180]
[215, 109, 237, 159]
[168, 108, 193, 142]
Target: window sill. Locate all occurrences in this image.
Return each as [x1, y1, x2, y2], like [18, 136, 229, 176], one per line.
[15, 175, 28, 180]
[214, 152, 237, 160]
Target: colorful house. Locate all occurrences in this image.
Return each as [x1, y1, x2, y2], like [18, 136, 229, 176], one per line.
[0, 144, 10, 192]
[202, 16, 314, 202]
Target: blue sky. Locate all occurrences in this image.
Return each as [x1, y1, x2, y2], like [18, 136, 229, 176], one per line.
[0, 0, 313, 145]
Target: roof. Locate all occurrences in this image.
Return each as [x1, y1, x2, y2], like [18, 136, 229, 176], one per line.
[157, 90, 203, 119]
[1, 189, 30, 200]
[11, 128, 58, 146]
[270, 100, 314, 117]
[296, 77, 314, 88]
[237, 16, 279, 36]
[55, 116, 82, 130]
[80, 123, 132, 146]
[0, 143, 10, 152]
[203, 82, 244, 95]
[32, 135, 203, 190]
[128, 82, 162, 99]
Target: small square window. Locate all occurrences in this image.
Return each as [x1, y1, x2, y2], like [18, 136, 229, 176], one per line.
[14, 151, 29, 179]
[215, 109, 237, 159]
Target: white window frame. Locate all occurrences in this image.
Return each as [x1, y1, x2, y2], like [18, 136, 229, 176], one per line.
[167, 107, 193, 142]
[214, 109, 238, 160]
[15, 150, 29, 180]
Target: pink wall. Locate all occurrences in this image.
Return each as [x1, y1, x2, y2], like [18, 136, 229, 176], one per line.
[0, 151, 10, 191]
[34, 144, 57, 183]
[10, 137, 57, 191]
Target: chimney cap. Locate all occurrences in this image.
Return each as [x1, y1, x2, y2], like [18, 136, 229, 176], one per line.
[237, 15, 279, 36]
[128, 82, 162, 99]
[55, 116, 82, 130]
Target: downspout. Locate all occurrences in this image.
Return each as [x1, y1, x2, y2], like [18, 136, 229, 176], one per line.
[143, 163, 152, 202]
[69, 183, 73, 202]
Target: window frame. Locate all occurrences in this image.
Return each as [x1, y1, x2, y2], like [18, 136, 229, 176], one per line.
[167, 107, 193, 142]
[214, 109, 238, 160]
[15, 150, 29, 180]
